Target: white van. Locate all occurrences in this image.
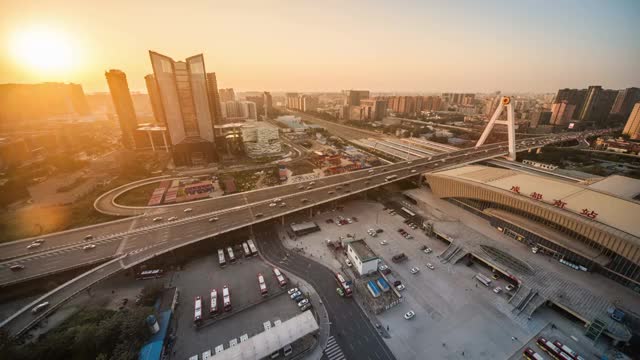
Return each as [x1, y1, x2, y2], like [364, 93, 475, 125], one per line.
[32, 302, 50, 314]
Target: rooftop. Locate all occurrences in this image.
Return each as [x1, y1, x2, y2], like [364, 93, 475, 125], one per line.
[348, 239, 378, 262]
[432, 165, 640, 240]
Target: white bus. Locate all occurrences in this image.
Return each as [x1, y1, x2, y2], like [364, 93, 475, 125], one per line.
[257, 273, 268, 297]
[475, 273, 492, 287]
[222, 285, 232, 311]
[217, 249, 226, 268]
[385, 175, 398, 182]
[273, 267, 287, 287]
[247, 239, 258, 256]
[194, 296, 203, 324]
[136, 269, 164, 280]
[210, 289, 218, 315]
[401, 207, 415, 217]
[226, 247, 236, 264]
[242, 242, 251, 258]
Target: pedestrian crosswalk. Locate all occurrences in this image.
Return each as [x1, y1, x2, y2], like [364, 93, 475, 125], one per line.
[324, 335, 346, 360]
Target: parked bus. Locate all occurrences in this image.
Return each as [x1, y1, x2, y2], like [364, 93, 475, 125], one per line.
[475, 273, 492, 287]
[222, 285, 231, 311]
[335, 272, 353, 297]
[553, 341, 585, 360]
[136, 269, 164, 280]
[194, 296, 203, 324]
[273, 267, 287, 287]
[242, 242, 251, 258]
[536, 337, 573, 360]
[257, 273, 268, 297]
[217, 249, 226, 268]
[522, 347, 545, 360]
[226, 247, 236, 264]
[247, 239, 258, 256]
[400, 207, 416, 218]
[209, 289, 218, 315]
[385, 175, 398, 182]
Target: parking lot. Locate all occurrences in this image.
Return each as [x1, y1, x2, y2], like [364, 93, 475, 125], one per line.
[282, 200, 552, 359]
[170, 252, 303, 359]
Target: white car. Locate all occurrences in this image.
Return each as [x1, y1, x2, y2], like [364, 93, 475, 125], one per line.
[378, 264, 389, 272]
[345, 259, 353, 267]
[33, 239, 45, 244]
[83, 244, 96, 250]
[84, 234, 93, 240]
[269, 203, 277, 207]
[168, 216, 178, 221]
[152, 217, 163, 222]
[493, 287, 502, 294]
[274, 198, 282, 202]
[505, 284, 515, 291]
[183, 208, 192, 213]
[426, 263, 435, 270]
[279, 202, 286, 207]
[410, 267, 420, 274]
[297, 299, 309, 307]
[287, 288, 299, 295]
[423, 247, 432, 254]
[209, 217, 219, 222]
[411, 169, 417, 173]
[27, 243, 42, 250]
[396, 284, 406, 291]
[380, 240, 388, 245]
[403, 310, 415, 320]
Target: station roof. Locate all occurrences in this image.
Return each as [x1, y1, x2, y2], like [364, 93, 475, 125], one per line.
[211, 310, 318, 360]
[432, 165, 640, 239]
[588, 175, 640, 200]
[290, 222, 319, 233]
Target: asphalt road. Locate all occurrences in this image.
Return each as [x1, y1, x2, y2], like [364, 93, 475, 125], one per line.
[254, 223, 397, 360]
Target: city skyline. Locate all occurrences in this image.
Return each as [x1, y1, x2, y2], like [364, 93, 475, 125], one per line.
[1, 0, 639, 93]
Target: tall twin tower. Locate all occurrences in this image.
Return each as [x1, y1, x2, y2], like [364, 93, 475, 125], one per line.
[105, 51, 226, 166]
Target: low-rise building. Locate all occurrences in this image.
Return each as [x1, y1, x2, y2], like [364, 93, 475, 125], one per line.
[346, 239, 379, 276]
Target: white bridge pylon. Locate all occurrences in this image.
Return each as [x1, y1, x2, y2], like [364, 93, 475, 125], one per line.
[475, 96, 516, 161]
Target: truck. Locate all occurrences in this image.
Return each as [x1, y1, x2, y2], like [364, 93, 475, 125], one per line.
[391, 253, 407, 263]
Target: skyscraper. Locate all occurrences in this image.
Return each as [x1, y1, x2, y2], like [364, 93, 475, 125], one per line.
[206, 72, 223, 126]
[550, 101, 576, 126]
[105, 69, 138, 150]
[145, 74, 166, 125]
[622, 102, 640, 140]
[149, 51, 216, 166]
[343, 90, 370, 106]
[611, 87, 640, 119]
[219, 88, 236, 103]
[263, 91, 273, 118]
[575, 86, 617, 124]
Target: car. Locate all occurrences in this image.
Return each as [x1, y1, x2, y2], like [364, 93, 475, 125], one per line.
[309, 182, 315, 186]
[274, 198, 282, 202]
[397, 229, 404, 233]
[10, 264, 25, 271]
[393, 280, 402, 287]
[505, 284, 515, 291]
[410, 267, 420, 274]
[297, 299, 309, 307]
[300, 303, 312, 311]
[290, 291, 302, 300]
[294, 295, 305, 303]
[404, 310, 415, 320]
[426, 263, 435, 270]
[255, 213, 264, 218]
[492, 274, 499, 280]
[423, 247, 432, 254]
[493, 287, 502, 294]
[336, 287, 345, 297]
[31, 302, 50, 314]
[345, 259, 353, 267]
[279, 202, 287, 207]
[269, 203, 277, 207]
[153, 217, 163, 222]
[375, 228, 383, 233]
[352, 217, 358, 222]
[27, 243, 41, 249]
[380, 240, 388, 245]
[328, 191, 335, 195]
[83, 244, 96, 250]
[396, 284, 406, 291]
[33, 239, 45, 244]
[368, 169, 374, 173]
[84, 234, 93, 240]
[287, 288, 299, 295]
[347, 218, 353, 224]
[301, 198, 309, 203]
[168, 216, 178, 221]
[297, 185, 304, 189]
[411, 169, 417, 173]
[183, 208, 192, 213]
[209, 217, 219, 222]
[405, 234, 414, 239]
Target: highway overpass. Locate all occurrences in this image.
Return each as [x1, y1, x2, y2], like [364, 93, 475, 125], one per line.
[0, 128, 611, 336]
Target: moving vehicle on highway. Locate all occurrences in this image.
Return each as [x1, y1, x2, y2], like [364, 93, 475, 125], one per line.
[210, 289, 218, 315]
[194, 296, 202, 324]
[168, 216, 178, 221]
[10, 265, 25, 271]
[26, 243, 41, 249]
[136, 269, 164, 280]
[208, 217, 219, 222]
[335, 272, 352, 297]
[218, 249, 226, 267]
[258, 273, 268, 297]
[222, 285, 232, 311]
[385, 175, 398, 182]
[273, 267, 287, 287]
[84, 234, 93, 241]
[83, 244, 96, 250]
[226, 247, 236, 264]
[153, 217, 163, 222]
[184, 208, 192, 213]
[33, 239, 45, 244]
[247, 239, 258, 256]
[31, 302, 49, 314]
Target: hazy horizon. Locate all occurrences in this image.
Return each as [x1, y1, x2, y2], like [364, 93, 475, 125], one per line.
[1, 0, 639, 94]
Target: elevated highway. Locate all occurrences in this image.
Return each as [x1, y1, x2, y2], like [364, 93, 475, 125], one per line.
[0, 128, 611, 336]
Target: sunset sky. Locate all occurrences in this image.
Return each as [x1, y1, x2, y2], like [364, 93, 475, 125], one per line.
[1, 0, 638, 93]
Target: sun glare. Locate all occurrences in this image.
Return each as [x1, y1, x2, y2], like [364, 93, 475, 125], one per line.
[10, 27, 73, 73]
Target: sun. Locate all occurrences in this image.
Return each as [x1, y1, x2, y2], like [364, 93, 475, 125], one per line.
[10, 26, 73, 73]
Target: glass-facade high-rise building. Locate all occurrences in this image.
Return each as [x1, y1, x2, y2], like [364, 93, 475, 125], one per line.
[149, 51, 216, 166]
[105, 69, 138, 150]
